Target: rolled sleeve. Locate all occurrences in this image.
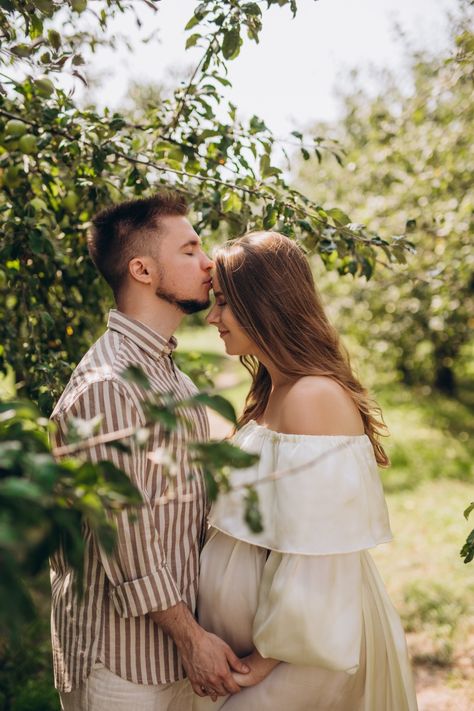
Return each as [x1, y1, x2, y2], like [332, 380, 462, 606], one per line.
[62, 378, 182, 615]
[110, 562, 182, 618]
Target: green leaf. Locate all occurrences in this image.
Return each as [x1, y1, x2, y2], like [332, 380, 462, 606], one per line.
[122, 365, 151, 390]
[263, 204, 278, 229]
[184, 14, 200, 30]
[244, 485, 263, 533]
[464, 502, 474, 520]
[222, 192, 243, 214]
[327, 207, 351, 226]
[109, 440, 132, 454]
[222, 28, 241, 60]
[242, 2, 262, 15]
[47, 29, 61, 51]
[190, 393, 237, 424]
[460, 528, 474, 564]
[24, 453, 58, 489]
[259, 153, 281, 178]
[185, 33, 201, 50]
[0, 442, 22, 468]
[33, 0, 55, 15]
[94, 521, 117, 555]
[192, 440, 259, 469]
[144, 402, 178, 430]
[0, 478, 44, 501]
[96, 461, 142, 502]
[11, 43, 33, 58]
[249, 115, 268, 133]
[203, 470, 219, 502]
[28, 232, 46, 255]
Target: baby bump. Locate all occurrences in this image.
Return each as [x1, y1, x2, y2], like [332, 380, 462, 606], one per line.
[197, 528, 268, 657]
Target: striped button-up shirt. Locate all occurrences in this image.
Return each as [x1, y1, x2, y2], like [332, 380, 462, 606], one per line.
[49, 309, 209, 692]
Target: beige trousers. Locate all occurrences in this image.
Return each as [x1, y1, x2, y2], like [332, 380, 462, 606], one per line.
[59, 663, 193, 711]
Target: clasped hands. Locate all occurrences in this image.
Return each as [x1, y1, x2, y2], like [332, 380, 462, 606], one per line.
[181, 628, 278, 702]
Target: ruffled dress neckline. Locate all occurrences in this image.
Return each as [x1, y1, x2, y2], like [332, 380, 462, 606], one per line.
[241, 418, 370, 443]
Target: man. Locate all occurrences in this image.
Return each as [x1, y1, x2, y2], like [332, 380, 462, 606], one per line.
[50, 191, 248, 710]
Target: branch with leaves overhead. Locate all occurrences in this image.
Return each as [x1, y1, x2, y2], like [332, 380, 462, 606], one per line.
[0, 0, 414, 410]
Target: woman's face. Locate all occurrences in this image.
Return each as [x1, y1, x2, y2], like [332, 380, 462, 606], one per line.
[206, 273, 256, 356]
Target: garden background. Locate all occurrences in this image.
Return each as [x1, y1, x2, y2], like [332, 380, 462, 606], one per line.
[0, 1, 472, 709]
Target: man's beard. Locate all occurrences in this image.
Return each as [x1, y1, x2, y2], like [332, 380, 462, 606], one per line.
[155, 285, 210, 314]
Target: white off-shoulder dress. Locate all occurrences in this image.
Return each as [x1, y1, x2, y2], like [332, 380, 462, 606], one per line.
[191, 421, 418, 711]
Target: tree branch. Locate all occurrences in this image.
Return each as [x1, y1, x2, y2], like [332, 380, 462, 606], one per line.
[0, 108, 389, 247]
[167, 33, 219, 133]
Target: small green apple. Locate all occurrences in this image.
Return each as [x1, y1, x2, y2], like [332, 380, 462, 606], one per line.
[62, 191, 79, 212]
[5, 119, 27, 138]
[19, 134, 38, 155]
[4, 166, 21, 189]
[71, 0, 87, 12]
[35, 75, 55, 98]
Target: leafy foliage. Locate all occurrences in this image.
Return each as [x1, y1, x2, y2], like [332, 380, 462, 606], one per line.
[0, 0, 409, 411]
[0, 398, 142, 641]
[0, 361, 262, 641]
[461, 502, 474, 563]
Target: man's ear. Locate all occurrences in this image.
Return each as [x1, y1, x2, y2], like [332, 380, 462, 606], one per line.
[128, 256, 153, 284]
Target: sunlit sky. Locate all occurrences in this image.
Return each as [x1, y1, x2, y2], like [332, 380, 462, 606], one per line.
[77, 0, 459, 136]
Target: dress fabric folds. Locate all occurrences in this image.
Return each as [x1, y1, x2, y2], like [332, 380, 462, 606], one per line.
[191, 421, 418, 711]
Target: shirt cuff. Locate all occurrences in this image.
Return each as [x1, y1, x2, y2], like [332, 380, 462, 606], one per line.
[110, 564, 182, 618]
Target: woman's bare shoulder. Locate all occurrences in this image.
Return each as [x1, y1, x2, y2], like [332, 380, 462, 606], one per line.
[280, 376, 364, 436]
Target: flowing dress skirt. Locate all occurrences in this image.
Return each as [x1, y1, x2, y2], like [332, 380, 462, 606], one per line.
[190, 529, 418, 711]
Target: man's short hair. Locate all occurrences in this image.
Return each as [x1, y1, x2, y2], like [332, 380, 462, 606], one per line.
[88, 190, 188, 298]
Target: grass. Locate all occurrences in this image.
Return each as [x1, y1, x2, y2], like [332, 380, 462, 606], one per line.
[372, 479, 474, 667]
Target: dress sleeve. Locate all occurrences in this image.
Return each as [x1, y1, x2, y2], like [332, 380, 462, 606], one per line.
[210, 431, 392, 555]
[252, 550, 362, 673]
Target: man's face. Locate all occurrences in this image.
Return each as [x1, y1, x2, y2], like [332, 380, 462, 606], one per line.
[153, 215, 213, 314]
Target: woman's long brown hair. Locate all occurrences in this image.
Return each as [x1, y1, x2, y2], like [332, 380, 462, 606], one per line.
[214, 231, 389, 467]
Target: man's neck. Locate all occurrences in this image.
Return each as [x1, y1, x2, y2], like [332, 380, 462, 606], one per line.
[116, 295, 183, 342]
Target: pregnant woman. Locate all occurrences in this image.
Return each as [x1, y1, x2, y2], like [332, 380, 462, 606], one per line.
[192, 231, 418, 710]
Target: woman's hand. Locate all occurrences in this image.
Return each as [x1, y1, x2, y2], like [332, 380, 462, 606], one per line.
[231, 650, 279, 688]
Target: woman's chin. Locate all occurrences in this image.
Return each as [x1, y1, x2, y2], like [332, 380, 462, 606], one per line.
[223, 340, 239, 356]
[225, 346, 248, 357]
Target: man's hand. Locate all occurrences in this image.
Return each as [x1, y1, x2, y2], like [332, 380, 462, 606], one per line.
[150, 602, 249, 699]
[232, 650, 279, 688]
[180, 628, 249, 699]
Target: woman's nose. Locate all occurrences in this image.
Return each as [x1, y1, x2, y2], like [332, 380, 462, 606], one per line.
[206, 304, 219, 325]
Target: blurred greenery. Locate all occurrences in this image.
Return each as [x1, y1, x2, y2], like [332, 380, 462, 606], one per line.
[296, 13, 474, 397]
[0, 573, 59, 711]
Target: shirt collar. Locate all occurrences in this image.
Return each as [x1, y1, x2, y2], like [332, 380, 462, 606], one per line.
[107, 309, 178, 360]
